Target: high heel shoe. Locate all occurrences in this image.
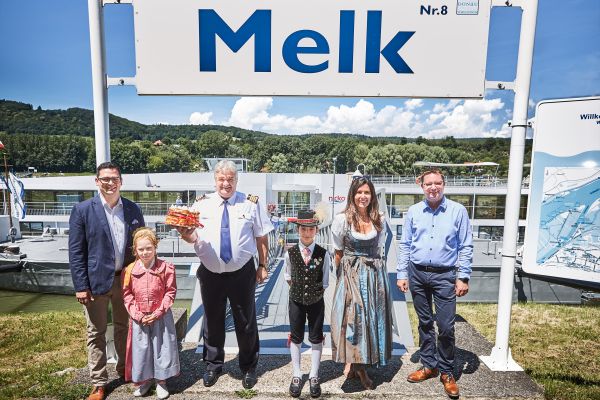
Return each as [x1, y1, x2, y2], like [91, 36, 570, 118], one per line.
[355, 367, 374, 390]
[343, 363, 356, 379]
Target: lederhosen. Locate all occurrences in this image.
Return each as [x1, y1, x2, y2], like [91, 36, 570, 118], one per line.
[288, 244, 326, 345]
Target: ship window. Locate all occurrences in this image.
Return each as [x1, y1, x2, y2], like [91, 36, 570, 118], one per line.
[277, 191, 310, 216]
[387, 194, 421, 218]
[137, 192, 162, 202]
[396, 225, 403, 239]
[520, 195, 528, 219]
[19, 222, 44, 236]
[475, 195, 506, 219]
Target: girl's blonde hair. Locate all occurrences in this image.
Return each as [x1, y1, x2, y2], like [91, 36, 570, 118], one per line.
[132, 227, 159, 256]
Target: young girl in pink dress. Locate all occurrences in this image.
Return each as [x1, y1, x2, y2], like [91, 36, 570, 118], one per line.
[122, 228, 180, 399]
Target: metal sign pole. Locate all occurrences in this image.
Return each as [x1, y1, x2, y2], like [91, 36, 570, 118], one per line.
[480, 0, 539, 372]
[88, 0, 110, 165]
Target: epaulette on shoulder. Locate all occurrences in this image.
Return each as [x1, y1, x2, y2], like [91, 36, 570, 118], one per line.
[247, 194, 259, 204]
[196, 194, 207, 201]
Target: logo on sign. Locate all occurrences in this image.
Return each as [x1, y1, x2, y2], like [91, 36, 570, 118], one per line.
[456, 0, 479, 15]
[329, 195, 346, 204]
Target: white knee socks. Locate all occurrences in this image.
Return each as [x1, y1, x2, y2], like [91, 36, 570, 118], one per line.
[310, 342, 323, 378]
[290, 342, 302, 378]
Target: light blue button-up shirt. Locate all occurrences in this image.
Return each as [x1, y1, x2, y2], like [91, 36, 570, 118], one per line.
[397, 196, 473, 280]
[99, 194, 125, 272]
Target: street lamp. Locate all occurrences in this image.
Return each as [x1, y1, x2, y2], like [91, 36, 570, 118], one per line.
[352, 163, 366, 179]
[331, 157, 338, 219]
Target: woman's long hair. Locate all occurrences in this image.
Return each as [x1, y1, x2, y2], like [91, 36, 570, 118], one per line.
[343, 177, 382, 232]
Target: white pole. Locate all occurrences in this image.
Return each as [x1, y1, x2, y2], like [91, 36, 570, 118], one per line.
[480, 0, 538, 372]
[331, 157, 337, 220]
[88, 0, 110, 165]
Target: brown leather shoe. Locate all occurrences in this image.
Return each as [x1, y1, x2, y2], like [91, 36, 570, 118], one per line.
[407, 366, 439, 383]
[440, 373, 459, 399]
[87, 386, 105, 400]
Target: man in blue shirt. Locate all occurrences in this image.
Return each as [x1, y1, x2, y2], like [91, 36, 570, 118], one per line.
[397, 169, 472, 399]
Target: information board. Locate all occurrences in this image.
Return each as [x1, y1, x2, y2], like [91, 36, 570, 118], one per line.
[522, 97, 600, 285]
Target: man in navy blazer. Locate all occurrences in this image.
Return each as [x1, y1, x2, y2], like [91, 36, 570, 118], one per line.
[69, 162, 145, 400]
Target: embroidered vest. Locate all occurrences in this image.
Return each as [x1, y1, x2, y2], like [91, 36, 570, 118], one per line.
[288, 244, 326, 305]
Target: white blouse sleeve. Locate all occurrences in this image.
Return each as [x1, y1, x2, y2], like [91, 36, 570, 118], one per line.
[378, 214, 387, 248]
[331, 213, 347, 251]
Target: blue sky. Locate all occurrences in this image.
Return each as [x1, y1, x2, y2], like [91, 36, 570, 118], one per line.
[1, 0, 598, 138]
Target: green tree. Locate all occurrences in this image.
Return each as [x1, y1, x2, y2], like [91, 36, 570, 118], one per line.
[265, 153, 290, 172]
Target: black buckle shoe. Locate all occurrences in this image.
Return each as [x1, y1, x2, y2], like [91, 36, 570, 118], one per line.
[242, 369, 257, 389]
[203, 369, 222, 387]
[289, 376, 302, 398]
[309, 377, 321, 398]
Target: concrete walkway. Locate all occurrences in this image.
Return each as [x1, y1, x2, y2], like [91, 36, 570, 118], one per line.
[73, 317, 543, 399]
[71, 258, 543, 399]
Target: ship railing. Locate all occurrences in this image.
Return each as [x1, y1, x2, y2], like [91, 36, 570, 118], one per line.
[386, 204, 527, 220]
[369, 175, 520, 188]
[23, 202, 185, 216]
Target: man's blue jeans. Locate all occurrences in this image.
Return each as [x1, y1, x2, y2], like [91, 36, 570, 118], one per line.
[408, 262, 456, 374]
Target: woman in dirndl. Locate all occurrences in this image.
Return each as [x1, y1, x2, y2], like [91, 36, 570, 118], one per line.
[330, 176, 393, 390]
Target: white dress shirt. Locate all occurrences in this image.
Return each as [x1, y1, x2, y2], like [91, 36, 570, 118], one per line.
[99, 194, 125, 272]
[192, 191, 274, 273]
[284, 241, 330, 289]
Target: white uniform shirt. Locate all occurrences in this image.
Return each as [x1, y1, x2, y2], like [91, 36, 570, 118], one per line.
[284, 241, 330, 289]
[99, 194, 125, 272]
[192, 191, 274, 273]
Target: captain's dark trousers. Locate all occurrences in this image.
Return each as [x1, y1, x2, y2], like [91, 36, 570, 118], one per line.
[408, 262, 457, 374]
[197, 259, 259, 373]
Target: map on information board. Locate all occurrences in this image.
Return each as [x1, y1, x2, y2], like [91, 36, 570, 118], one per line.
[537, 167, 600, 273]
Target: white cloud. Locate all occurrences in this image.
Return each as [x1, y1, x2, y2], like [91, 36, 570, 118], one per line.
[404, 99, 423, 110]
[226, 97, 273, 129]
[432, 99, 461, 113]
[424, 98, 506, 138]
[220, 96, 507, 138]
[189, 111, 214, 125]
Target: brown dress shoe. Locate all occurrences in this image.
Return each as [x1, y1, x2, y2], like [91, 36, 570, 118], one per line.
[407, 366, 439, 383]
[440, 373, 459, 399]
[88, 386, 105, 400]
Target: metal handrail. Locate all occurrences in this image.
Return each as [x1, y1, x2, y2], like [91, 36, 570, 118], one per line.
[369, 175, 526, 188]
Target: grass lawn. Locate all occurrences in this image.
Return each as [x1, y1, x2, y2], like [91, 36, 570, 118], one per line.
[0, 311, 89, 400]
[457, 303, 600, 400]
[408, 303, 600, 400]
[0, 303, 598, 399]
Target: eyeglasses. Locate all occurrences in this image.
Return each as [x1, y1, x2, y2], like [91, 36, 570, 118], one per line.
[97, 176, 121, 184]
[423, 181, 444, 188]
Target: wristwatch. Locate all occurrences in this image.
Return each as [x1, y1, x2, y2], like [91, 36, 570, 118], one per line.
[258, 263, 268, 271]
[458, 277, 469, 284]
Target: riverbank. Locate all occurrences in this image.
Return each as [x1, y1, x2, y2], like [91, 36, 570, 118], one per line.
[0, 303, 598, 400]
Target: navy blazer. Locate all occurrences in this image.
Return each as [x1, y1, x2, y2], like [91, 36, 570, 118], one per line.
[69, 195, 145, 295]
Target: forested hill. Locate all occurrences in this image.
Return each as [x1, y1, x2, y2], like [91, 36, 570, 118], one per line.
[0, 99, 267, 141]
[0, 99, 531, 175]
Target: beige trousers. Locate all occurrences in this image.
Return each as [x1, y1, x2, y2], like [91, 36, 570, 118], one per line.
[83, 277, 128, 386]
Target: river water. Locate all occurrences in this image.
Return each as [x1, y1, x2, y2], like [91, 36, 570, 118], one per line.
[0, 290, 192, 314]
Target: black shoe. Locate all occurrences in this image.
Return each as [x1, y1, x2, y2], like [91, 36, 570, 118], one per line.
[242, 369, 257, 389]
[309, 377, 321, 398]
[203, 369, 222, 387]
[289, 376, 302, 398]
